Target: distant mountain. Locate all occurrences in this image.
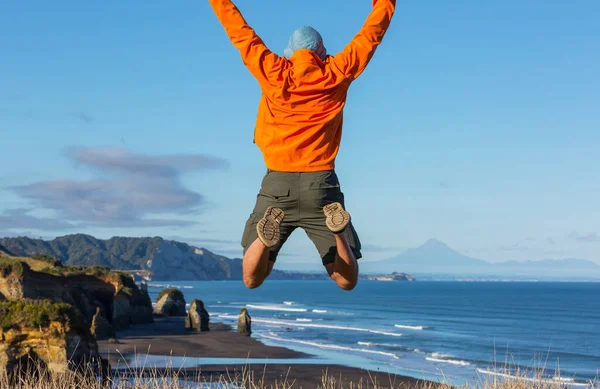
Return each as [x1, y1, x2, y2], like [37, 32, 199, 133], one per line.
[361, 239, 490, 275]
[0, 234, 327, 281]
[361, 239, 600, 280]
[0, 243, 12, 256]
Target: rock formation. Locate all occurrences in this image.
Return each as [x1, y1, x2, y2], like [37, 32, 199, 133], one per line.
[0, 300, 107, 381]
[185, 299, 210, 332]
[0, 234, 337, 281]
[153, 288, 187, 317]
[237, 308, 252, 335]
[90, 307, 115, 340]
[0, 256, 152, 378]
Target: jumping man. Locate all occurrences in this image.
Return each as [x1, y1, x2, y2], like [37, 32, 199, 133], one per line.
[208, 0, 396, 290]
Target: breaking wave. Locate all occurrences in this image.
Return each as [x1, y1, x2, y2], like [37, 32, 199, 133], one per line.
[426, 357, 471, 366]
[476, 370, 592, 387]
[296, 318, 312, 322]
[218, 316, 402, 337]
[246, 304, 308, 313]
[262, 333, 399, 360]
[312, 309, 327, 313]
[395, 324, 426, 330]
[283, 301, 294, 305]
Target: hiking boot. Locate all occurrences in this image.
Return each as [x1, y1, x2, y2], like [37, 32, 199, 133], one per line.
[323, 202, 351, 233]
[256, 206, 285, 247]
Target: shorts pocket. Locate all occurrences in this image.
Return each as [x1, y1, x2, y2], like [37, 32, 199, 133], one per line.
[259, 182, 290, 199]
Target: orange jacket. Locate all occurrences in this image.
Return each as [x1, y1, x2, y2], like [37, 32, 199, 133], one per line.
[209, 0, 396, 172]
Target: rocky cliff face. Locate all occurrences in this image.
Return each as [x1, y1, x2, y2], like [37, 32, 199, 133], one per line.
[0, 256, 153, 376]
[0, 234, 355, 281]
[0, 235, 243, 281]
[0, 300, 104, 379]
[0, 257, 153, 330]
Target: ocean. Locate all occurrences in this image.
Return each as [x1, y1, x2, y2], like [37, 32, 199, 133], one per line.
[146, 280, 600, 387]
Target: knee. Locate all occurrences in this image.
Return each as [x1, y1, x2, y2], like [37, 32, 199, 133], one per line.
[243, 276, 263, 289]
[336, 278, 358, 291]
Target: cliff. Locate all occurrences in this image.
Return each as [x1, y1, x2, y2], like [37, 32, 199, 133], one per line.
[0, 257, 153, 329]
[0, 234, 333, 281]
[0, 300, 103, 378]
[0, 256, 153, 377]
[0, 235, 242, 281]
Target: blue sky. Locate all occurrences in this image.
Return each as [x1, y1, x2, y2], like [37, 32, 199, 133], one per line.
[1, 0, 599, 269]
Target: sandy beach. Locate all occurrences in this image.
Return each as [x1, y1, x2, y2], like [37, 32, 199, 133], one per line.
[97, 317, 434, 388]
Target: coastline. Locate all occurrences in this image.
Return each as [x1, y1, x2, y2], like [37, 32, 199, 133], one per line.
[98, 317, 437, 388]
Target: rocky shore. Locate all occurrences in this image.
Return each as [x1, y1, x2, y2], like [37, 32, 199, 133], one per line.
[0, 254, 432, 388]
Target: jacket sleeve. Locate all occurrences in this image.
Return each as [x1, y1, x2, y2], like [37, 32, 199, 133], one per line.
[208, 0, 286, 86]
[332, 0, 396, 80]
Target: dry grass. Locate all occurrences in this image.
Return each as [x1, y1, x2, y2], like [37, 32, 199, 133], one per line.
[0, 355, 597, 389]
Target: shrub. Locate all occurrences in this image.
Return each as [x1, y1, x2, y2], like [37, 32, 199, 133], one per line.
[39, 265, 111, 277]
[0, 300, 74, 331]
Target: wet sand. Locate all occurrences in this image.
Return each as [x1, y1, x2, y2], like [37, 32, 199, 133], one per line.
[98, 317, 305, 359]
[97, 317, 438, 388]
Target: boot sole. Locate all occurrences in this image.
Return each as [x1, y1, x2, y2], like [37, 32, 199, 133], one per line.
[323, 202, 351, 233]
[257, 207, 285, 247]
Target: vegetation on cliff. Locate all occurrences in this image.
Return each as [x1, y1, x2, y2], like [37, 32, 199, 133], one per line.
[0, 300, 80, 331]
[0, 234, 169, 270]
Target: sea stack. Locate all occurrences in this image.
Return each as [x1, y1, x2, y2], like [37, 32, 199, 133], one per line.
[153, 288, 187, 317]
[237, 308, 252, 335]
[185, 299, 210, 332]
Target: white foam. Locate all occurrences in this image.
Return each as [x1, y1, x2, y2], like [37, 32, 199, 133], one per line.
[283, 301, 294, 305]
[246, 304, 308, 313]
[476, 370, 592, 387]
[312, 309, 327, 313]
[296, 318, 312, 322]
[219, 316, 402, 337]
[554, 377, 575, 383]
[182, 286, 193, 289]
[426, 357, 470, 366]
[262, 333, 399, 360]
[395, 324, 426, 331]
[358, 342, 406, 349]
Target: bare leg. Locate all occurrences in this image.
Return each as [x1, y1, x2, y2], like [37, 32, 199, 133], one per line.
[325, 230, 359, 291]
[322, 202, 359, 290]
[242, 206, 284, 289]
[242, 238, 275, 289]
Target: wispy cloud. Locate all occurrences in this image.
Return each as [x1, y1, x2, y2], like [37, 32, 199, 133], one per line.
[570, 232, 600, 243]
[7, 146, 229, 229]
[0, 208, 77, 231]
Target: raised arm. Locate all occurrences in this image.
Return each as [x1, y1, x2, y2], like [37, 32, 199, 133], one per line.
[208, 0, 286, 86]
[332, 0, 396, 80]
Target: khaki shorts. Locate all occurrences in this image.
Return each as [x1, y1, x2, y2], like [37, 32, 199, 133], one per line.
[241, 169, 362, 265]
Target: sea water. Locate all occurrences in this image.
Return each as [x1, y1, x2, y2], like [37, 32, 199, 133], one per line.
[145, 280, 600, 387]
